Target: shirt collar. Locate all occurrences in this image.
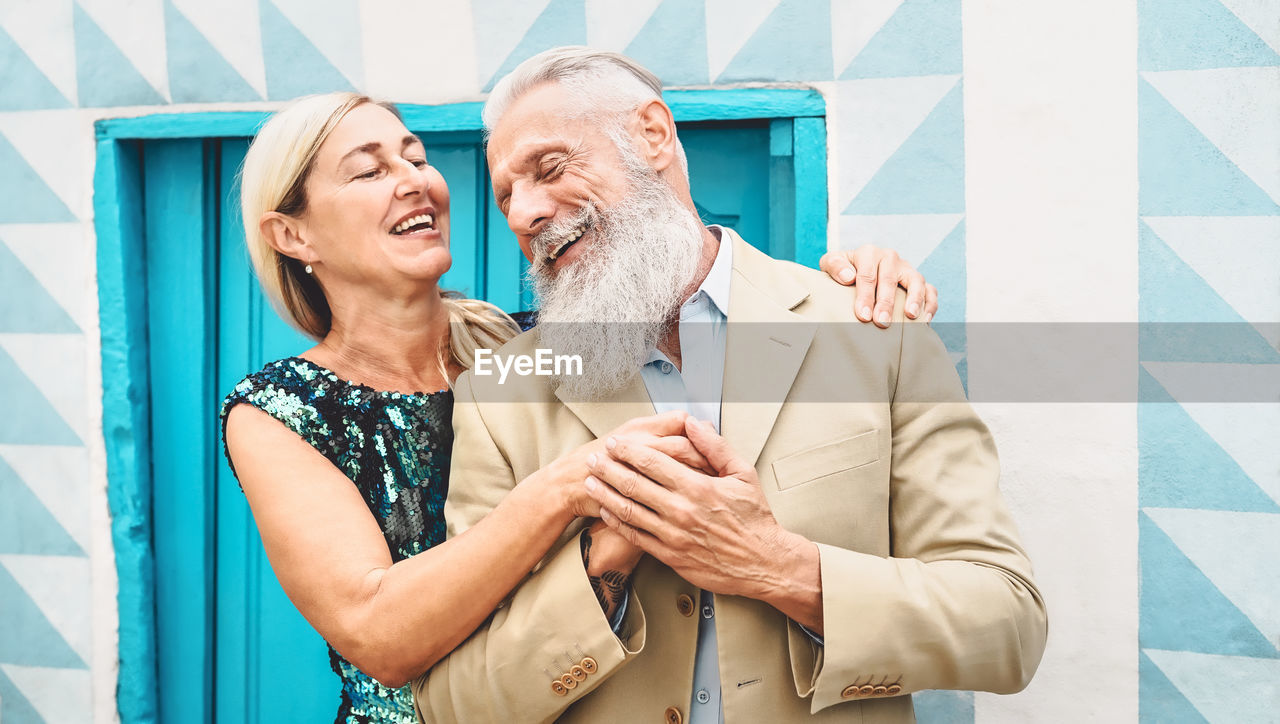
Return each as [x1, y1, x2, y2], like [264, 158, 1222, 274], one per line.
[694, 226, 733, 317]
[644, 227, 733, 367]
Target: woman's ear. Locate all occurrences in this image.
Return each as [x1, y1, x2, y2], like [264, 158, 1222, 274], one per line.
[260, 211, 316, 265]
[633, 98, 678, 173]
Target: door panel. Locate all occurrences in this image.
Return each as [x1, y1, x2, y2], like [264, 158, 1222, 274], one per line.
[154, 117, 807, 722]
[146, 138, 218, 723]
[681, 122, 771, 249]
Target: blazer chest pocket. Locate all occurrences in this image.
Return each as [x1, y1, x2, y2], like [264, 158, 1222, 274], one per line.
[771, 430, 879, 491]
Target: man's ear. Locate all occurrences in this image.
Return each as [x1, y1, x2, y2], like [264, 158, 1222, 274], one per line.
[260, 211, 316, 265]
[632, 98, 679, 173]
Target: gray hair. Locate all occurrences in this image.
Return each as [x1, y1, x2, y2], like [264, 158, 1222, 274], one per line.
[483, 46, 688, 175]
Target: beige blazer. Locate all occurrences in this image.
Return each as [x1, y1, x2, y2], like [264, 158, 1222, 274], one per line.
[412, 232, 1047, 723]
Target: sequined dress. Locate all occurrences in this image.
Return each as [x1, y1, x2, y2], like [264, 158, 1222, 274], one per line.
[220, 356, 453, 724]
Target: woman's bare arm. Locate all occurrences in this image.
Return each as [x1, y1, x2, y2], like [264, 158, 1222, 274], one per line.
[225, 404, 692, 687]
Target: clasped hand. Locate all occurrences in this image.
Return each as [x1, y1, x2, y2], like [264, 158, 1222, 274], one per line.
[583, 417, 806, 601]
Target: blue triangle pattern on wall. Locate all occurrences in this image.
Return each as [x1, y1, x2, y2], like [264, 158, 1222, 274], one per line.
[1139, 368, 1280, 512]
[0, 668, 43, 724]
[845, 82, 964, 214]
[73, 3, 166, 107]
[1140, 650, 1210, 724]
[165, 0, 261, 102]
[1138, 222, 1280, 363]
[260, 0, 354, 99]
[626, 0, 709, 86]
[0, 239, 79, 333]
[1139, 512, 1279, 658]
[483, 0, 587, 91]
[841, 0, 962, 79]
[1138, 0, 1280, 71]
[0, 347, 81, 446]
[918, 219, 966, 391]
[0, 25, 71, 110]
[0, 563, 85, 668]
[717, 0, 833, 82]
[1139, 80, 1280, 216]
[0, 457, 83, 555]
[0, 133, 76, 224]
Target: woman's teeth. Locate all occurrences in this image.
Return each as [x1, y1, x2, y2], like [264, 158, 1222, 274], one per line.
[392, 214, 434, 234]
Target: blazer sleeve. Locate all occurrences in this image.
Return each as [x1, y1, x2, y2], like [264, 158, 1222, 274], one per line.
[794, 307, 1048, 713]
[410, 372, 647, 724]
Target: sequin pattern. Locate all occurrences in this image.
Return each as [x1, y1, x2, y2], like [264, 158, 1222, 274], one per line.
[220, 357, 453, 724]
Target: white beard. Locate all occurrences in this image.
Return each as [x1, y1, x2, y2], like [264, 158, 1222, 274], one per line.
[531, 165, 705, 401]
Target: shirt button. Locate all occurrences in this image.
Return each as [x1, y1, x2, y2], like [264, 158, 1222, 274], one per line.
[696, 689, 710, 704]
[659, 361, 674, 374]
[701, 603, 714, 619]
[676, 593, 695, 616]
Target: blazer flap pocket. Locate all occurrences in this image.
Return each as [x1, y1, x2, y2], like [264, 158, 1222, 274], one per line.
[771, 430, 879, 490]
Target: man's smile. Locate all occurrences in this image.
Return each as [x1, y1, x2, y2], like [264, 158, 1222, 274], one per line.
[545, 220, 589, 264]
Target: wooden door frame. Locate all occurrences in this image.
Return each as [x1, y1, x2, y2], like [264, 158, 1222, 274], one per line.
[94, 88, 826, 723]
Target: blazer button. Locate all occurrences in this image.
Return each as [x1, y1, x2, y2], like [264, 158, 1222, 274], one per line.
[664, 706, 683, 724]
[841, 684, 859, 699]
[873, 686, 888, 696]
[560, 673, 578, 690]
[569, 665, 587, 682]
[886, 684, 902, 695]
[581, 657, 598, 674]
[858, 685, 875, 697]
[551, 680, 569, 697]
[676, 594, 695, 617]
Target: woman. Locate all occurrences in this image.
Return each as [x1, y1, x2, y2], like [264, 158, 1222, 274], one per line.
[221, 92, 937, 724]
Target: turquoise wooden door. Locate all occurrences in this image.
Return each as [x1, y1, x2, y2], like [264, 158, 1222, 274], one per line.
[148, 118, 815, 723]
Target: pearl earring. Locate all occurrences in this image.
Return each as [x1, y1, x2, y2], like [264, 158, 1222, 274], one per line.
[304, 264, 313, 274]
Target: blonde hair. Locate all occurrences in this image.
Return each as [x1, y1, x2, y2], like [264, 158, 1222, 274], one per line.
[240, 91, 521, 377]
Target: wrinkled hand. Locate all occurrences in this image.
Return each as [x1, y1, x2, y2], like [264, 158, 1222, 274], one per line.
[583, 418, 808, 602]
[820, 245, 939, 327]
[529, 410, 714, 521]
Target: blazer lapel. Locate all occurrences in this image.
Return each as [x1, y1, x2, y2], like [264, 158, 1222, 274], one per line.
[721, 234, 816, 467]
[554, 372, 656, 440]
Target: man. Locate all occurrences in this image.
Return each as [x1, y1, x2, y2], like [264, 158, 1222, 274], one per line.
[413, 47, 1046, 723]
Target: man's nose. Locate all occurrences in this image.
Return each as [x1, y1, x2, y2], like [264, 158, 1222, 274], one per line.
[505, 183, 554, 237]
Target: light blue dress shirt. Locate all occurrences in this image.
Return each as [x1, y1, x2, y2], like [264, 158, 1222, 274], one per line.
[638, 229, 732, 723]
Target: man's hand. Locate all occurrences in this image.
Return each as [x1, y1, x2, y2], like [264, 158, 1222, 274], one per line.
[583, 418, 824, 632]
[525, 410, 713, 521]
[820, 245, 938, 327]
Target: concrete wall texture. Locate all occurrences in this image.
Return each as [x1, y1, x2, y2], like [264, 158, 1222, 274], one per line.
[0, 0, 1276, 722]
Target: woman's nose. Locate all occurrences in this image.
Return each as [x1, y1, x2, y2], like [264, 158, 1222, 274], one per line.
[395, 160, 430, 197]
